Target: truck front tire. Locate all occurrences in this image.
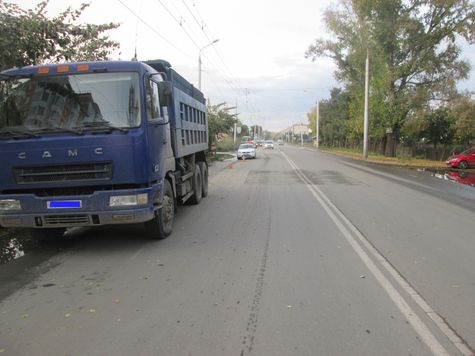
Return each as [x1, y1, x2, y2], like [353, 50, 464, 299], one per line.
[145, 179, 174, 240]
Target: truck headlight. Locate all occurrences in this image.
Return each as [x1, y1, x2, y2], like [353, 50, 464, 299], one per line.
[0, 199, 22, 211]
[109, 194, 148, 207]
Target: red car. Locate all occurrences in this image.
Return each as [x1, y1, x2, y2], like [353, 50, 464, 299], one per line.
[446, 148, 475, 169]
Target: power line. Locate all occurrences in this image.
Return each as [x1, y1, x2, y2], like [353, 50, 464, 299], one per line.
[116, 0, 195, 61]
[155, 0, 202, 51]
[154, 0, 243, 97]
[184, 0, 250, 100]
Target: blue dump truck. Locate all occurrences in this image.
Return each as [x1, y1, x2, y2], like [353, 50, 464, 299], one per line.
[0, 59, 208, 240]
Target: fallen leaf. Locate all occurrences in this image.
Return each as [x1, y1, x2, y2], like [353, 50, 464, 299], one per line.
[113, 299, 120, 304]
[21, 313, 29, 318]
[360, 275, 366, 279]
[89, 309, 96, 313]
[65, 313, 71, 318]
[0, 349, 5, 353]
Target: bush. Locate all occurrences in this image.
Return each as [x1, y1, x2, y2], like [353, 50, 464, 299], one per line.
[217, 137, 239, 152]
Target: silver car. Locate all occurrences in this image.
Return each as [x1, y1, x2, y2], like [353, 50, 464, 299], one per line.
[237, 143, 257, 159]
[264, 140, 274, 149]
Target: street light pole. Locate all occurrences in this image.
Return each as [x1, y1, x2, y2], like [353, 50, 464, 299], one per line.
[316, 100, 320, 149]
[198, 39, 219, 91]
[363, 48, 370, 159]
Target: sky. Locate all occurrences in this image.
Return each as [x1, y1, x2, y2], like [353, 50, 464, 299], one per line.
[10, 0, 475, 132]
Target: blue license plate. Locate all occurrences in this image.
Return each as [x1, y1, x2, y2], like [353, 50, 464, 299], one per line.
[47, 200, 82, 209]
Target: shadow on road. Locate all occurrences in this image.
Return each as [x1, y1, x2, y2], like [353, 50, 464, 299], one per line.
[0, 224, 153, 301]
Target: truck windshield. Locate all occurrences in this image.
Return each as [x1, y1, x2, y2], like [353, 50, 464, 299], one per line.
[0, 72, 141, 132]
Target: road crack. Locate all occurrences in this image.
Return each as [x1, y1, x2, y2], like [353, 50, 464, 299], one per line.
[240, 209, 271, 356]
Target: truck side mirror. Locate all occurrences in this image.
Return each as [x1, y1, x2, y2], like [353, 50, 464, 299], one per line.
[157, 81, 172, 121]
[158, 81, 172, 97]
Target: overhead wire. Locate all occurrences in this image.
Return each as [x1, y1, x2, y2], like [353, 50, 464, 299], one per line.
[155, 0, 203, 51]
[183, 0, 256, 111]
[120, 0, 260, 121]
[185, 0, 245, 88]
[155, 0, 244, 98]
[116, 0, 195, 61]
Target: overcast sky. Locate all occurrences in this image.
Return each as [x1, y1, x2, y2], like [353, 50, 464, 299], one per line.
[12, 0, 475, 132]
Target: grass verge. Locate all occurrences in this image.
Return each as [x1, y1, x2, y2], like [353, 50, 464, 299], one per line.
[318, 147, 449, 169]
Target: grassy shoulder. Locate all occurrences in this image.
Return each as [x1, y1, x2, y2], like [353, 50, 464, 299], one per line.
[207, 152, 236, 162]
[318, 146, 449, 169]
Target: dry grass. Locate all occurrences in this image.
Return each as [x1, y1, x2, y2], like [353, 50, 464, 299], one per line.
[319, 147, 448, 169]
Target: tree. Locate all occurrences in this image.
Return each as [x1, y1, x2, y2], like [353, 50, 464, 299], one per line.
[422, 107, 454, 149]
[450, 95, 475, 146]
[207, 102, 238, 144]
[308, 87, 350, 147]
[0, 1, 120, 71]
[306, 0, 475, 156]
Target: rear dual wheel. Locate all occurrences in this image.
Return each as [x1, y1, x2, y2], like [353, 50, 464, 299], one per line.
[198, 161, 208, 198]
[190, 164, 203, 205]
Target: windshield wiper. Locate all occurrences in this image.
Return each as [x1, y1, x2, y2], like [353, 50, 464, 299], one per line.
[35, 127, 84, 136]
[74, 121, 129, 133]
[0, 129, 41, 139]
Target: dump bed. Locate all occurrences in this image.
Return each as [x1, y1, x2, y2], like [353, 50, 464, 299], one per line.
[144, 60, 208, 158]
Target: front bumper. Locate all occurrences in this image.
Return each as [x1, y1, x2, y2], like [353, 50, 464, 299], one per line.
[446, 160, 460, 167]
[237, 152, 256, 158]
[0, 186, 160, 228]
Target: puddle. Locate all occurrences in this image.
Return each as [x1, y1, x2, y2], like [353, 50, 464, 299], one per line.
[0, 228, 37, 265]
[425, 169, 475, 188]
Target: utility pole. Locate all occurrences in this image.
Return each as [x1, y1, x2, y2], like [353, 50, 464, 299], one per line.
[363, 48, 370, 159]
[233, 123, 237, 143]
[316, 100, 320, 149]
[300, 130, 303, 146]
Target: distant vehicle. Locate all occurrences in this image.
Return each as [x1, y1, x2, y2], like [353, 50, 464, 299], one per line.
[446, 148, 475, 169]
[264, 140, 274, 149]
[277, 139, 284, 145]
[241, 135, 252, 143]
[256, 140, 264, 147]
[237, 143, 256, 159]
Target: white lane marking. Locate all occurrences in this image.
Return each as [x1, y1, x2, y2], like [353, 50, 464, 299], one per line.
[293, 150, 474, 353]
[129, 247, 145, 261]
[280, 150, 467, 356]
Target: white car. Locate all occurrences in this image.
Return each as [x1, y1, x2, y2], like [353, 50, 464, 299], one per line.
[237, 143, 256, 159]
[264, 140, 274, 149]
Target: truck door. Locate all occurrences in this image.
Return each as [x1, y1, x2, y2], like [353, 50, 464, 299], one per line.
[146, 79, 167, 182]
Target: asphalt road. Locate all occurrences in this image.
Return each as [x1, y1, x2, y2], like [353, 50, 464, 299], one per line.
[1, 146, 474, 356]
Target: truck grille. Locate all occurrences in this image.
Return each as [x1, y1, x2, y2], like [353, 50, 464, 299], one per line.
[13, 162, 113, 184]
[44, 214, 90, 226]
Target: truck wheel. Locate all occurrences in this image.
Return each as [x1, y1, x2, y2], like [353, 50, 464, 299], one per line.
[29, 228, 65, 242]
[189, 164, 202, 205]
[198, 161, 208, 198]
[145, 179, 174, 240]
